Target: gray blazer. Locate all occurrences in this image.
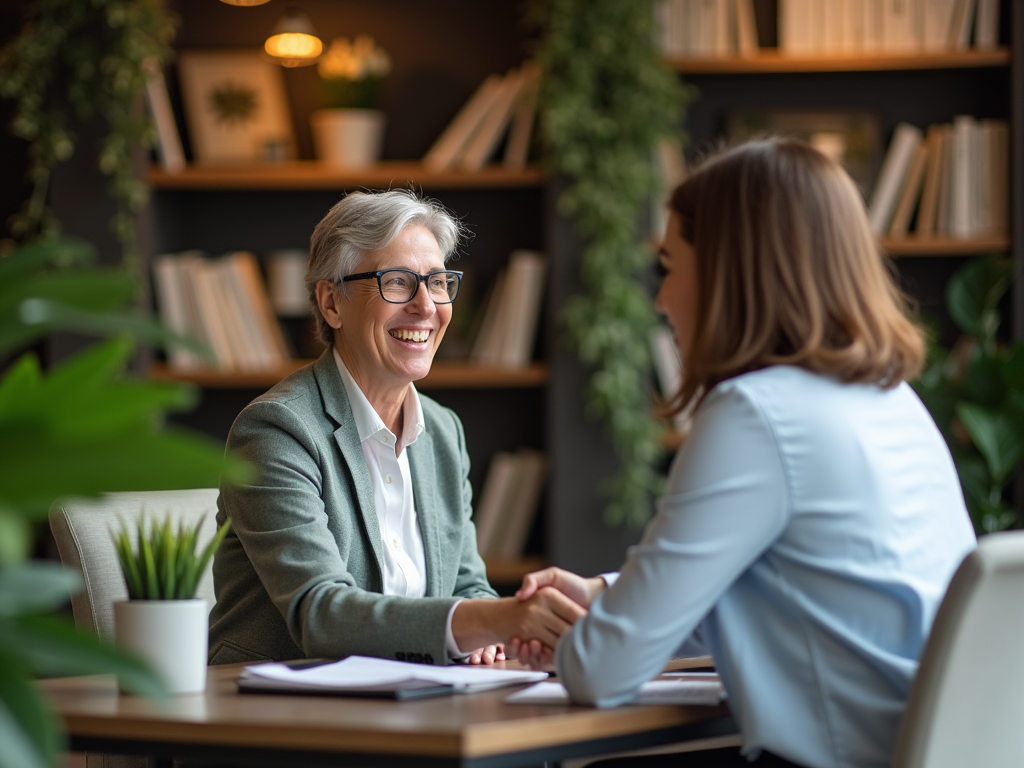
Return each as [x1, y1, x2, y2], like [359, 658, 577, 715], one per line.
[208, 350, 496, 665]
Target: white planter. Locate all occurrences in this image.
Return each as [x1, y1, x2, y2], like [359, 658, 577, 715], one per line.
[311, 109, 385, 168]
[114, 599, 208, 695]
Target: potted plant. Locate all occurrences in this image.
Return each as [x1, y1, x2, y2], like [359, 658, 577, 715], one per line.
[913, 255, 1024, 534]
[112, 514, 231, 694]
[310, 35, 391, 167]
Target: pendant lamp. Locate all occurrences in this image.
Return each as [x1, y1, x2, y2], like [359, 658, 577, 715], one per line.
[265, 6, 323, 67]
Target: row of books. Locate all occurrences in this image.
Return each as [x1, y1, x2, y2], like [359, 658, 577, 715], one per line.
[474, 449, 546, 561]
[779, 0, 1000, 55]
[422, 62, 539, 173]
[470, 250, 547, 369]
[152, 251, 292, 372]
[658, 0, 759, 58]
[868, 117, 1008, 240]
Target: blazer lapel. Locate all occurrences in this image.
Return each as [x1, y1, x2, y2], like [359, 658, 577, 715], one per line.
[408, 431, 443, 597]
[313, 351, 385, 580]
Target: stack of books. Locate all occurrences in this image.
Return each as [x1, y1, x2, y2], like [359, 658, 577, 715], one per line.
[777, 0, 1000, 55]
[473, 449, 547, 562]
[658, 0, 759, 58]
[868, 117, 1008, 240]
[470, 250, 547, 369]
[152, 251, 292, 372]
[422, 61, 540, 172]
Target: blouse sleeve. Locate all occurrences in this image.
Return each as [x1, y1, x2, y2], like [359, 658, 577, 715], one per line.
[556, 382, 791, 706]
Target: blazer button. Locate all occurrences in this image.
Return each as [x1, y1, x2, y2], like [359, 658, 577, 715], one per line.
[395, 652, 406, 661]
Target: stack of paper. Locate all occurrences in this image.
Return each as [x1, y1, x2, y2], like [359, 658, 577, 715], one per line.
[239, 655, 549, 700]
[506, 672, 726, 706]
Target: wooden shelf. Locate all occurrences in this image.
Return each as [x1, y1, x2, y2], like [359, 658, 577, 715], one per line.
[146, 161, 546, 191]
[148, 360, 549, 390]
[882, 236, 1010, 256]
[484, 556, 546, 584]
[669, 48, 1010, 74]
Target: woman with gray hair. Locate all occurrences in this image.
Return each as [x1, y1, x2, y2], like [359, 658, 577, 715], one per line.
[209, 190, 582, 667]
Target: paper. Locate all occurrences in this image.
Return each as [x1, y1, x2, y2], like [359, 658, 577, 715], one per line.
[241, 655, 549, 694]
[506, 675, 726, 706]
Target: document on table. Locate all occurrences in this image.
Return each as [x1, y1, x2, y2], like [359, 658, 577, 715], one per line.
[238, 655, 550, 700]
[506, 672, 726, 706]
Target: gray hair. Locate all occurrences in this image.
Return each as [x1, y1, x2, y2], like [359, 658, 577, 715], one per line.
[306, 189, 465, 346]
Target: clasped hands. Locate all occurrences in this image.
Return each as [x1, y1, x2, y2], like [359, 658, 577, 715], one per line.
[451, 567, 606, 669]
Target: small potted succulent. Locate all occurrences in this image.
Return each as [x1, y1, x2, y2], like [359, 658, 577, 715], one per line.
[113, 515, 231, 694]
[310, 35, 391, 167]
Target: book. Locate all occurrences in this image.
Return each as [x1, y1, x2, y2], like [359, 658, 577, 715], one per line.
[868, 122, 923, 235]
[473, 451, 518, 556]
[497, 250, 546, 368]
[503, 62, 540, 169]
[209, 257, 264, 371]
[490, 449, 546, 561]
[973, 0, 999, 49]
[239, 655, 549, 699]
[469, 268, 509, 365]
[142, 58, 185, 173]
[733, 0, 759, 55]
[922, 0, 959, 50]
[951, 114, 976, 237]
[882, 0, 920, 53]
[423, 74, 505, 172]
[888, 141, 929, 238]
[934, 123, 955, 236]
[458, 69, 523, 172]
[152, 253, 204, 370]
[914, 124, 946, 237]
[984, 119, 1008, 235]
[230, 250, 293, 364]
[948, 0, 979, 50]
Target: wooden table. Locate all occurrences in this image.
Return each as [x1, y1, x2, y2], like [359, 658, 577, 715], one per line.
[41, 663, 736, 768]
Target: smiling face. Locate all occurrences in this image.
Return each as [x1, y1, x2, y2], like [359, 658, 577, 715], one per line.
[321, 224, 451, 405]
[655, 212, 698, 362]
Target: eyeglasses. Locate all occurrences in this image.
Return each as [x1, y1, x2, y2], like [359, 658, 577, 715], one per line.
[341, 268, 463, 304]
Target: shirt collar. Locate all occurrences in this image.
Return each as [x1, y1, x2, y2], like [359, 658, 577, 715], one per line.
[333, 347, 424, 452]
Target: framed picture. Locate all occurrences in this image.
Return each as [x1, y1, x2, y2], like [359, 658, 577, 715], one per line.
[726, 109, 883, 198]
[178, 51, 295, 163]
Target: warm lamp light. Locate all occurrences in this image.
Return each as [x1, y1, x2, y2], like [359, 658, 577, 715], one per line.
[265, 7, 323, 67]
[219, 0, 273, 6]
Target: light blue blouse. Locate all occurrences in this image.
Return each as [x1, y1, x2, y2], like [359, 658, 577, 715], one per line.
[557, 366, 976, 768]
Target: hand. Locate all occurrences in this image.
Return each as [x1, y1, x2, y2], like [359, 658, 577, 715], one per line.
[516, 567, 606, 609]
[465, 644, 505, 665]
[451, 589, 586, 654]
[506, 636, 555, 671]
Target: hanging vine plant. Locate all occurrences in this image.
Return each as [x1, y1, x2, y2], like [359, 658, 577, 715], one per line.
[0, 0, 178, 274]
[532, 0, 690, 527]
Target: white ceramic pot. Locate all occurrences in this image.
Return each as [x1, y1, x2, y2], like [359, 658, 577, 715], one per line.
[310, 108, 385, 168]
[114, 599, 208, 695]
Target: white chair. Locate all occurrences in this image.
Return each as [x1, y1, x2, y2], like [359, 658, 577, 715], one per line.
[49, 488, 221, 641]
[892, 530, 1024, 768]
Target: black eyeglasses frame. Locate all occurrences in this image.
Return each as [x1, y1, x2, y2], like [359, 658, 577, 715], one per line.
[339, 268, 464, 305]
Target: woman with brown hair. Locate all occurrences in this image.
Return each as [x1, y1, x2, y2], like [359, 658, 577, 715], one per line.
[513, 139, 976, 768]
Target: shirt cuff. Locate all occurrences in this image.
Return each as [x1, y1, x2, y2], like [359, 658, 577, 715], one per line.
[600, 572, 620, 588]
[445, 599, 471, 660]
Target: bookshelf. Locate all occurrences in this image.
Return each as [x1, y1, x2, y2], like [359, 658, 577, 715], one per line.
[668, 48, 1011, 74]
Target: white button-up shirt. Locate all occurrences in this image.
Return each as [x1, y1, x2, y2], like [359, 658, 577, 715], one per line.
[333, 350, 469, 658]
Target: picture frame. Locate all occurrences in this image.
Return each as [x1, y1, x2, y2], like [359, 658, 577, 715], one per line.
[726, 109, 883, 198]
[178, 50, 295, 164]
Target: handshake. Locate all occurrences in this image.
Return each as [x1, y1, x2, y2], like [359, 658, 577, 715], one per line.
[451, 567, 608, 670]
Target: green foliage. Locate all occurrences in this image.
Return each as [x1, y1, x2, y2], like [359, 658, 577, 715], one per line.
[114, 515, 231, 600]
[0, 0, 178, 272]
[532, 0, 690, 527]
[0, 237, 253, 768]
[914, 256, 1024, 534]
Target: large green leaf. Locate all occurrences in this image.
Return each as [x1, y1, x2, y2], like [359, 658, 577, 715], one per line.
[946, 256, 1012, 343]
[956, 402, 1024, 487]
[962, 345, 1006, 408]
[0, 655, 58, 768]
[0, 563, 81, 619]
[0, 615, 166, 698]
[0, 237, 95, 283]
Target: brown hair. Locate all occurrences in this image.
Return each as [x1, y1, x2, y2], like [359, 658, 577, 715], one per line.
[667, 137, 925, 413]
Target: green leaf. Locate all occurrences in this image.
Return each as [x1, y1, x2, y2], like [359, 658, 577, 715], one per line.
[955, 402, 1024, 487]
[0, 507, 32, 569]
[0, 562, 81, 618]
[0, 655, 58, 768]
[962, 345, 1006, 408]
[0, 616, 167, 698]
[945, 256, 1012, 342]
